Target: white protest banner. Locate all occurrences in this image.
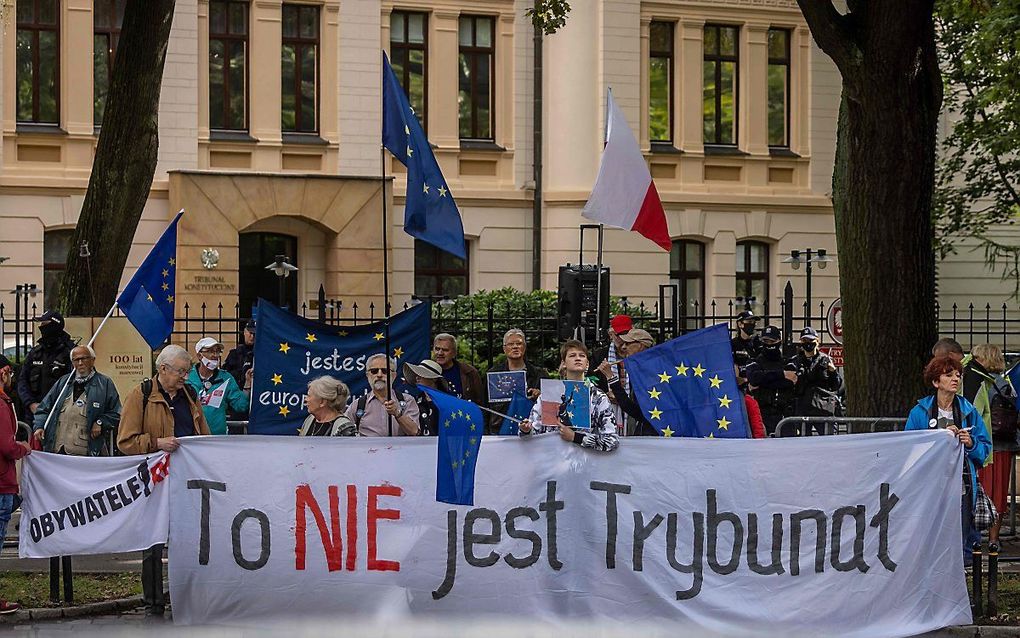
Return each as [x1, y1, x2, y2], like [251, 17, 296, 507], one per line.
[19, 451, 171, 558]
[167, 431, 970, 636]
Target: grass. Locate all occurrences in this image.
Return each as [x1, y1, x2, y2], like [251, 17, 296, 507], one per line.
[0, 572, 141, 609]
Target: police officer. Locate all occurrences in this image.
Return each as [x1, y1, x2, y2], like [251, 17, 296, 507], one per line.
[224, 319, 255, 388]
[17, 311, 76, 416]
[731, 310, 761, 368]
[743, 325, 797, 436]
[790, 327, 842, 422]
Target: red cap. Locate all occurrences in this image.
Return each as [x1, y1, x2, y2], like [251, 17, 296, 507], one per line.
[610, 315, 633, 334]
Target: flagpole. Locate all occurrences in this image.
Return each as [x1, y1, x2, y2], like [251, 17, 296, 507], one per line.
[381, 141, 394, 438]
[476, 403, 524, 425]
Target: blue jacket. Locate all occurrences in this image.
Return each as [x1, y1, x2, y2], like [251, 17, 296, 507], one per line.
[33, 371, 121, 457]
[906, 394, 992, 508]
[186, 365, 250, 435]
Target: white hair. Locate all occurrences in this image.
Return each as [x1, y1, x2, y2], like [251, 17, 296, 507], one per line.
[503, 329, 526, 345]
[156, 345, 191, 368]
[434, 333, 457, 349]
[72, 344, 97, 358]
[307, 376, 350, 412]
[365, 353, 397, 371]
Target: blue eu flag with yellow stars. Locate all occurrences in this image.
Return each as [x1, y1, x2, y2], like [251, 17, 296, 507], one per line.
[623, 323, 749, 438]
[381, 51, 466, 260]
[116, 210, 182, 349]
[421, 386, 483, 506]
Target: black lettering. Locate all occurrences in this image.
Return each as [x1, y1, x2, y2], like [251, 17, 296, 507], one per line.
[504, 507, 541, 569]
[52, 508, 68, 531]
[116, 482, 133, 507]
[790, 510, 827, 576]
[539, 480, 564, 570]
[706, 490, 743, 575]
[84, 496, 102, 522]
[30, 518, 42, 543]
[869, 483, 899, 572]
[231, 508, 271, 570]
[463, 508, 501, 568]
[66, 501, 85, 528]
[831, 505, 870, 573]
[40, 513, 54, 538]
[92, 491, 109, 516]
[188, 479, 227, 565]
[432, 510, 458, 600]
[127, 476, 143, 502]
[590, 481, 631, 569]
[104, 486, 122, 512]
[747, 513, 785, 575]
[632, 512, 664, 572]
[666, 512, 704, 600]
[136, 460, 152, 497]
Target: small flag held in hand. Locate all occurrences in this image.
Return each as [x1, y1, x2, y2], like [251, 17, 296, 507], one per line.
[421, 386, 483, 506]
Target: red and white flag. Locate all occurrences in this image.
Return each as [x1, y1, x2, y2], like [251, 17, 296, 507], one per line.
[582, 90, 670, 251]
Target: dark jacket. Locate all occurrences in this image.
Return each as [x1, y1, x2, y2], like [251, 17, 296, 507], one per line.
[224, 342, 254, 387]
[609, 378, 659, 436]
[484, 359, 548, 434]
[450, 360, 484, 406]
[17, 332, 76, 409]
[744, 349, 796, 429]
[790, 350, 842, 416]
[731, 333, 761, 368]
[33, 371, 122, 456]
[0, 391, 30, 494]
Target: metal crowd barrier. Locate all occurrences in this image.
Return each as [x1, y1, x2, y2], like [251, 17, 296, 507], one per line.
[772, 416, 907, 437]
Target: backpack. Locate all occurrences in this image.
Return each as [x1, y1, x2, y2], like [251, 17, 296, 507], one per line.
[140, 378, 198, 424]
[988, 376, 1019, 442]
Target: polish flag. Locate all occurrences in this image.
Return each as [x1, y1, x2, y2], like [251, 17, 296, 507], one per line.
[582, 90, 671, 251]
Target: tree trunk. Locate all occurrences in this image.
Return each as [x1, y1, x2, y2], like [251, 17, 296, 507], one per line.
[58, 0, 176, 317]
[797, 1, 943, 416]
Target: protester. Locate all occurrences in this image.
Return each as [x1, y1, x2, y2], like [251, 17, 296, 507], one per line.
[224, 319, 255, 388]
[17, 310, 76, 416]
[743, 326, 797, 435]
[404, 359, 452, 436]
[432, 333, 484, 404]
[932, 337, 965, 364]
[597, 328, 658, 436]
[730, 310, 761, 367]
[590, 314, 631, 392]
[905, 355, 991, 564]
[0, 355, 31, 615]
[485, 329, 547, 434]
[519, 339, 619, 452]
[186, 337, 250, 435]
[790, 327, 843, 428]
[118, 345, 210, 618]
[299, 376, 355, 436]
[968, 344, 1019, 549]
[346, 354, 419, 436]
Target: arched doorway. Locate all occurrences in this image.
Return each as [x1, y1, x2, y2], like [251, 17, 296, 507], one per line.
[239, 232, 298, 315]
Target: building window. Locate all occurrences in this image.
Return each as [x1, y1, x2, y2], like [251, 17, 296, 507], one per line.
[209, 0, 248, 131]
[767, 28, 790, 148]
[390, 11, 428, 132]
[43, 229, 74, 309]
[648, 21, 674, 144]
[703, 24, 739, 146]
[670, 240, 705, 330]
[282, 4, 319, 133]
[736, 241, 769, 314]
[415, 240, 468, 297]
[93, 0, 127, 126]
[239, 233, 298, 313]
[458, 15, 494, 141]
[16, 0, 60, 124]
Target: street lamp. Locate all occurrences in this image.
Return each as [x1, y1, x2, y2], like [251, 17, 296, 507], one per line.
[782, 249, 832, 325]
[265, 255, 298, 310]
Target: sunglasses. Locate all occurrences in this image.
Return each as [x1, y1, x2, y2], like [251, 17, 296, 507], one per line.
[367, 367, 390, 375]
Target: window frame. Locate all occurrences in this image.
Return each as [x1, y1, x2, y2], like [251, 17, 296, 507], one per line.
[43, 228, 74, 309]
[457, 15, 496, 142]
[702, 23, 740, 147]
[648, 20, 674, 145]
[414, 239, 469, 298]
[208, 0, 250, 132]
[16, 0, 61, 125]
[389, 10, 429, 135]
[767, 27, 791, 149]
[281, 3, 320, 134]
[93, 0, 126, 128]
[735, 240, 769, 312]
[669, 240, 706, 330]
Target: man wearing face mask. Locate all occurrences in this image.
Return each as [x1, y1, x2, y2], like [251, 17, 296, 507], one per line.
[186, 337, 250, 435]
[790, 327, 842, 421]
[730, 310, 761, 368]
[743, 325, 798, 435]
[17, 310, 76, 416]
[346, 353, 419, 436]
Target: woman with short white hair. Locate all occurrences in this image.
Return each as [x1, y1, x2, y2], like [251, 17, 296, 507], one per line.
[300, 376, 356, 436]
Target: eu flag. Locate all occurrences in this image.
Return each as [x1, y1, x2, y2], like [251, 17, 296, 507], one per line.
[248, 299, 432, 435]
[623, 323, 749, 438]
[382, 51, 466, 260]
[498, 391, 533, 436]
[421, 386, 483, 506]
[116, 210, 182, 349]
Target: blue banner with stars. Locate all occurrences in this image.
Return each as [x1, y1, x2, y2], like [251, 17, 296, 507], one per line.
[248, 299, 432, 435]
[116, 210, 182, 349]
[623, 323, 750, 438]
[382, 51, 466, 260]
[421, 386, 483, 506]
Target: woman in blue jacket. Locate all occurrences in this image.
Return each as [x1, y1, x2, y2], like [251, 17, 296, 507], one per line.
[906, 355, 992, 560]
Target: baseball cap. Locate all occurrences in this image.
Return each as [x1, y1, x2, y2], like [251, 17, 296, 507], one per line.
[761, 325, 782, 342]
[619, 328, 655, 347]
[35, 310, 64, 327]
[736, 310, 759, 322]
[195, 337, 224, 353]
[404, 359, 443, 383]
[799, 327, 819, 342]
[610, 315, 633, 334]
[244, 319, 256, 332]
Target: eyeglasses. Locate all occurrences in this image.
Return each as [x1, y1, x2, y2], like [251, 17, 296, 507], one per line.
[200, 349, 223, 356]
[504, 341, 525, 348]
[367, 367, 390, 375]
[71, 356, 94, 363]
[163, 364, 189, 377]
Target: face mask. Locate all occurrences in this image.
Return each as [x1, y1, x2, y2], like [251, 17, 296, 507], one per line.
[801, 342, 817, 352]
[201, 357, 220, 370]
[40, 322, 62, 338]
[763, 342, 781, 355]
[740, 322, 756, 335]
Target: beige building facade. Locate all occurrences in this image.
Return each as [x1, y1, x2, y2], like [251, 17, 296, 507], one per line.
[0, 0, 856, 325]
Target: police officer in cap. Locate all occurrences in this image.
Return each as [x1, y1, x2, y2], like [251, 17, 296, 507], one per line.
[17, 310, 76, 416]
[743, 325, 798, 435]
[731, 310, 762, 367]
[224, 318, 255, 389]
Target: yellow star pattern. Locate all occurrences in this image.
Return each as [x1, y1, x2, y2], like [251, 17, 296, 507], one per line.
[305, 333, 317, 343]
[146, 294, 153, 302]
[393, 346, 404, 358]
[160, 282, 168, 291]
[708, 432, 715, 439]
[438, 185, 448, 197]
[373, 332, 384, 341]
[649, 407, 663, 420]
[166, 295, 174, 303]
[271, 373, 283, 385]
[423, 183, 430, 194]
[648, 387, 662, 400]
[718, 395, 733, 409]
[693, 364, 706, 377]
[162, 269, 169, 277]
[469, 423, 477, 432]
[709, 375, 723, 389]
[168, 258, 175, 266]
[658, 371, 672, 383]
[279, 342, 291, 354]
[662, 426, 674, 437]
[675, 363, 689, 376]
[407, 146, 414, 157]
[279, 406, 290, 417]
[717, 416, 731, 430]
[338, 331, 348, 337]
[404, 125, 410, 135]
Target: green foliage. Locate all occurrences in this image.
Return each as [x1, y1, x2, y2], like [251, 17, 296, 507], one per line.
[526, 0, 571, 36]
[934, 0, 1020, 294]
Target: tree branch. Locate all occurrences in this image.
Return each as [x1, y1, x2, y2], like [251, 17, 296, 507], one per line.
[795, 0, 859, 74]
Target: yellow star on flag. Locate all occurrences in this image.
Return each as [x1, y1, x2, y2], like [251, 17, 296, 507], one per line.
[161, 282, 169, 291]
[469, 423, 477, 431]
[404, 125, 410, 135]
[279, 406, 290, 417]
[423, 183, 430, 194]
[658, 371, 672, 383]
[373, 332, 384, 341]
[338, 331, 348, 337]
[271, 373, 283, 385]
[438, 185, 448, 197]
[279, 342, 291, 354]
[709, 375, 722, 389]
[305, 333, 317, 343]
[393, 346, 404, 358]
[444, 419, 451, 428]
[693, 364, 706, 377]
[146, 294, 153, 302]
[649, 407, 663, 420]
[469, 437, 477, 446]
[662, 426, 674, 438]
[168, 258, 175, 266]
[464, 449, 473, 458]
[708, 432, 715, 438]
[407, 146, 413, 157]
[676, 363, 689, 376]
[718, 394, 733, 409]
[717, 416, 731, 430]
[162, 269, 169, 277]
[648, 387, 662, 400]
[166, 295, 174, 303]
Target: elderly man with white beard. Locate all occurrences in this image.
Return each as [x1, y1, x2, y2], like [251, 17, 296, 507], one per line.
[345, 353, 419, 436]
